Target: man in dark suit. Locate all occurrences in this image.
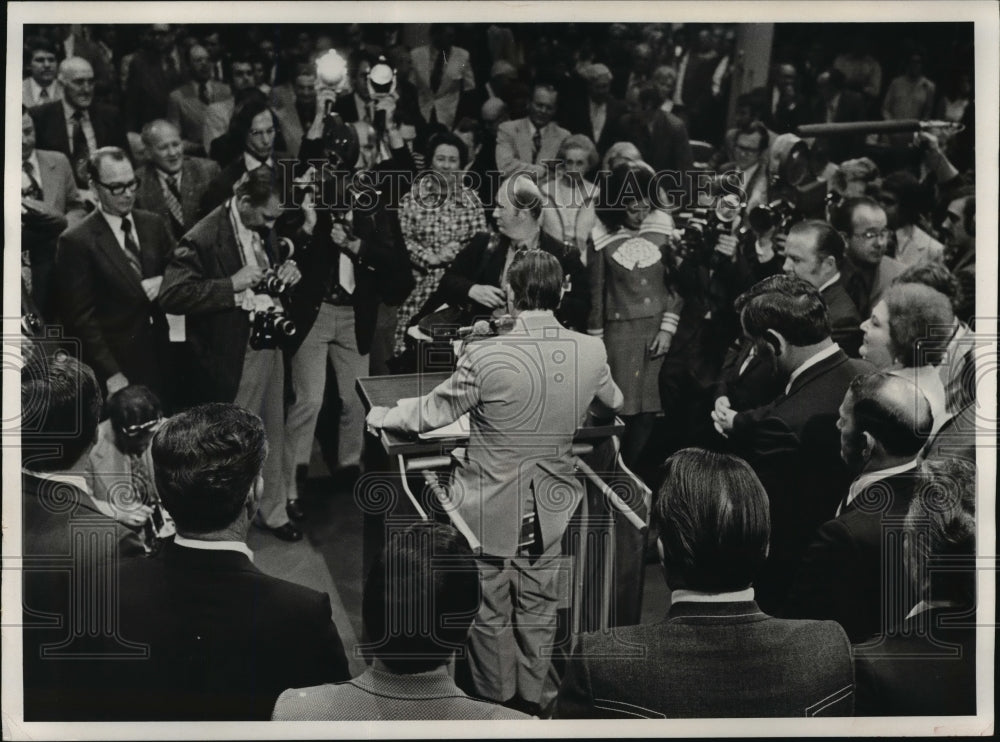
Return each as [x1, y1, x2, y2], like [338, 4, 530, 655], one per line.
[135, 119, 220, 239]
[424, 174, 589, 333]
[564, 63, 627, 159]
[282, 138, 414, 509]
[754, 63, 808, 135]
[831, 197, 906, 319]
[53, 147, 174, 400]
[556, 448, 854, 718]
[83, 403, 350, 720]
[618, 83, 694, 193]
[782, 371, 933, 642]
[782, 220, 863, 356]
[812, 68, 868, 164]
[21, 352, 145, 721]
[273, 522, 530, 720]
[853, 457, 976, 715]
[715, 276, 874, 611]
[159, 166, 304, 542]
[31, 56, 130, 189]
[123, 24, 184, 135]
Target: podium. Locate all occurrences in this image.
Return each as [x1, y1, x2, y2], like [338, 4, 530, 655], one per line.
[357, 373, 652, 632]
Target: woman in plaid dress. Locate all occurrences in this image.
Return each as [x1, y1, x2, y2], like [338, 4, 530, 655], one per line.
[394, 132, 486, 356]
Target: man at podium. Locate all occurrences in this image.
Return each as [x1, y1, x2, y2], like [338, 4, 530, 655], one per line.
[366, 249, 623, 715]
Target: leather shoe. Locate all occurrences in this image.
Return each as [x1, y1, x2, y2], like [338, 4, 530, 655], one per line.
[262, 522, 302, 542]
[286, 498, 305, 521]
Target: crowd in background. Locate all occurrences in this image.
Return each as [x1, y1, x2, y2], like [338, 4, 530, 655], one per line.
[19, 20, 980, 722]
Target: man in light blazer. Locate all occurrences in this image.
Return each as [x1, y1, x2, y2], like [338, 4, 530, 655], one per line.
[166, 43, 232, 155]
[135, 119, 220, 239]
[556, 448, 854, 718]
[368, 250, 623, 715]
[410, 23, 475, 129]
[496, 82, 571, 180]
[22, 36, 64, 108]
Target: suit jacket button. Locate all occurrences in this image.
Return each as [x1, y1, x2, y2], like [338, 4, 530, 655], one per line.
[643, 297, 651, 304]
[640, 278, 648, 286]
[613, 312, 620, 319]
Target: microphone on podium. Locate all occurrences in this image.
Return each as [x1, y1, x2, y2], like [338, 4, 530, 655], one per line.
[457, 316, 515, 339]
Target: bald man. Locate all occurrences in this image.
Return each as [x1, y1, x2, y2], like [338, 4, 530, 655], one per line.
[782, 371, 934, 642]
[31, 57, 130, 188]
[135, 119, 220, 238]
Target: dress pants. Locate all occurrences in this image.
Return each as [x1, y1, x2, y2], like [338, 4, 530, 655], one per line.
[467, 540, 565, 707]
[234, 345, 288, 528]
[284, 303, 369, 499]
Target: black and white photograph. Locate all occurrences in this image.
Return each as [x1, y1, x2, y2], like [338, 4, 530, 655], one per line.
[3, 1, 996, 738]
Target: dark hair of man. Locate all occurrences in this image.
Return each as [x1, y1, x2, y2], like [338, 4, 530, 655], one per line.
[21, 352, 101, 472]
[362, 521, 479, 673]
[228, 91, 277, 144]
[830, 195, 881, 235]
[595, 161, 654, 231]
[234, 165, 279, 207]
[507, 249, 563, 311]
[881, 170, 929, 227]
[24, 35, 57, 64]
[737, 120, 770, 152]
[846, 371, 931, 457]
[654, 447, 770, 592]
[151, 403, 267, 533]
[108, 384, 162, 433]
[740, 274, 831, 346]
[907, 457, 976, 607]
[228, 50, 258, 73]
[895, 262, 961, 308]
[883, 282, 955, 368]
[790, 219, 847, 269]
[424, 130, 469, 169]
[86, 146, 130, 182]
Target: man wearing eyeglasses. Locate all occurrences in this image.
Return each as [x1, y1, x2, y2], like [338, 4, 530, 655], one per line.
[830, 196, 905, 319]
[53, 147, 175, 404]
[30, 56, 130, 191]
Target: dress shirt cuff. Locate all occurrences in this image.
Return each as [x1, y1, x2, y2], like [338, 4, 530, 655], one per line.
[588, 328, 604, 338]
[659, 313, 680, 334]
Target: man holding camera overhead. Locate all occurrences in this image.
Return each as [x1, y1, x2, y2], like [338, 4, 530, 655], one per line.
[159, 166, 304, 541]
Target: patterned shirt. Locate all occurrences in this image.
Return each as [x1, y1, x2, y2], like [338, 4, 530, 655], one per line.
[394, 183, 486, 355]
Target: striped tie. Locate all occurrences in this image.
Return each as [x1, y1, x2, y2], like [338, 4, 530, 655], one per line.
[160, 173, 185, 231]
[120, 217, 143, 277]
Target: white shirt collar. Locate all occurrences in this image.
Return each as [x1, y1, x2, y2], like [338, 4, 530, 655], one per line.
[672, 587, 755, 604]
[24, 150, 41, 176]
[785, 343, 840, 394]
[817, 271, 842, 293]
[157, 166, 183, 188]
[844, 459, 919, 509]
[243, 151, 273, 172]
[98, 204, 133, 235]
[173, 534, 254, 562]
[62, 96, 86, 123]
[29, 77, 54, 100]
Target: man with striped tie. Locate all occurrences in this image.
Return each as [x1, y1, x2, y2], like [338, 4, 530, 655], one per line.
[495, 82, 570, 180]
[53, 147, 175, 401]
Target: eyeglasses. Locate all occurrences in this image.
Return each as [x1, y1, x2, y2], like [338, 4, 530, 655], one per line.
[853, 227, 891, 241]
[95, 179, 139, 195]
[119, 417, 164, 438]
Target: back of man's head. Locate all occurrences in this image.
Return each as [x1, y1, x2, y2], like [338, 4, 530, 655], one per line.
[740, 274, 831, 347]
[655, 448, 770, 593]
[906, 457, 976, 606]
[107, 385, 163, 455]
[507, 248, 563, 312]
[846, 371, 932, 459]
[21, 351, 101, 472]
[790, 219, 847, 269]
[151, 403, 267, 534]
[362, 521, 479, 673]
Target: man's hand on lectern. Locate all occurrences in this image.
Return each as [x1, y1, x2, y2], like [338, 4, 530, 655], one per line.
[366, 405, 392, 434]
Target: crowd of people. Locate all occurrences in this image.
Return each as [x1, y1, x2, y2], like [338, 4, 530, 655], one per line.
[19, 21, 980, 723]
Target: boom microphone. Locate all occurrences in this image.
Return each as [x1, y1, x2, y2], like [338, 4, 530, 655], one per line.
[796, 119, 963, 137]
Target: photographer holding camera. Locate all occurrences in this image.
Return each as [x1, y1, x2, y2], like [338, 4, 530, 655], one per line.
[159, 165, 304, 541]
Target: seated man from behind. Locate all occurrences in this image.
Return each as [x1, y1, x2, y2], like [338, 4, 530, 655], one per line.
[86, 403, 350, 720]
[556, 447, 854, 718]
[853, 457, 977, 716]
[273, 521, 532, 720]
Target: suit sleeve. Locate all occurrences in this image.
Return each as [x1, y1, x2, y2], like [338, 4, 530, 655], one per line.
[590, 344, 624, 418]
[54, 232, 122, 379]
[59, 156, 86, 220]
[437, 234, 487, 307]
[381, 351, 480, 434]
[556, 249, 590, 333]
[305, 591, 351, 684]
[495, 123, 542, 179]
[781, 518, 861, 630]
[355, 209, 414, 306]
[159, 238, 237, 315]
[554, 638, 599, 718]
[586, 237, 605, 336]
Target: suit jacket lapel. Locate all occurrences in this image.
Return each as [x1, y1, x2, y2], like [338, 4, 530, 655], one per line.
[92, 213, 147, 297]
[38, 153, 59, 204]
[181, 160, 200, 221]
[215, 207, 244, 278]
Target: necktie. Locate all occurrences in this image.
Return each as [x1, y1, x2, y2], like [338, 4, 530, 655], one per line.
[532, 128, 542, 163]
[250, 230, 271, 269]
[71, 109, 90, 188]
[198, 81, 210, 105]
[39, 85, 50, 102]
[120, 217, 143, 276]
[430, 47, 446, 93]
[23, 160, 44, 200]
[161, 173, 184, 231]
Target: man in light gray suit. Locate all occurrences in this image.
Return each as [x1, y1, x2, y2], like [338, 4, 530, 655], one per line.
[166, 44, 232, 156]
[22, 36, 64, 108]
[496, 83, 571, 180]
[368, 250, 623, 715]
